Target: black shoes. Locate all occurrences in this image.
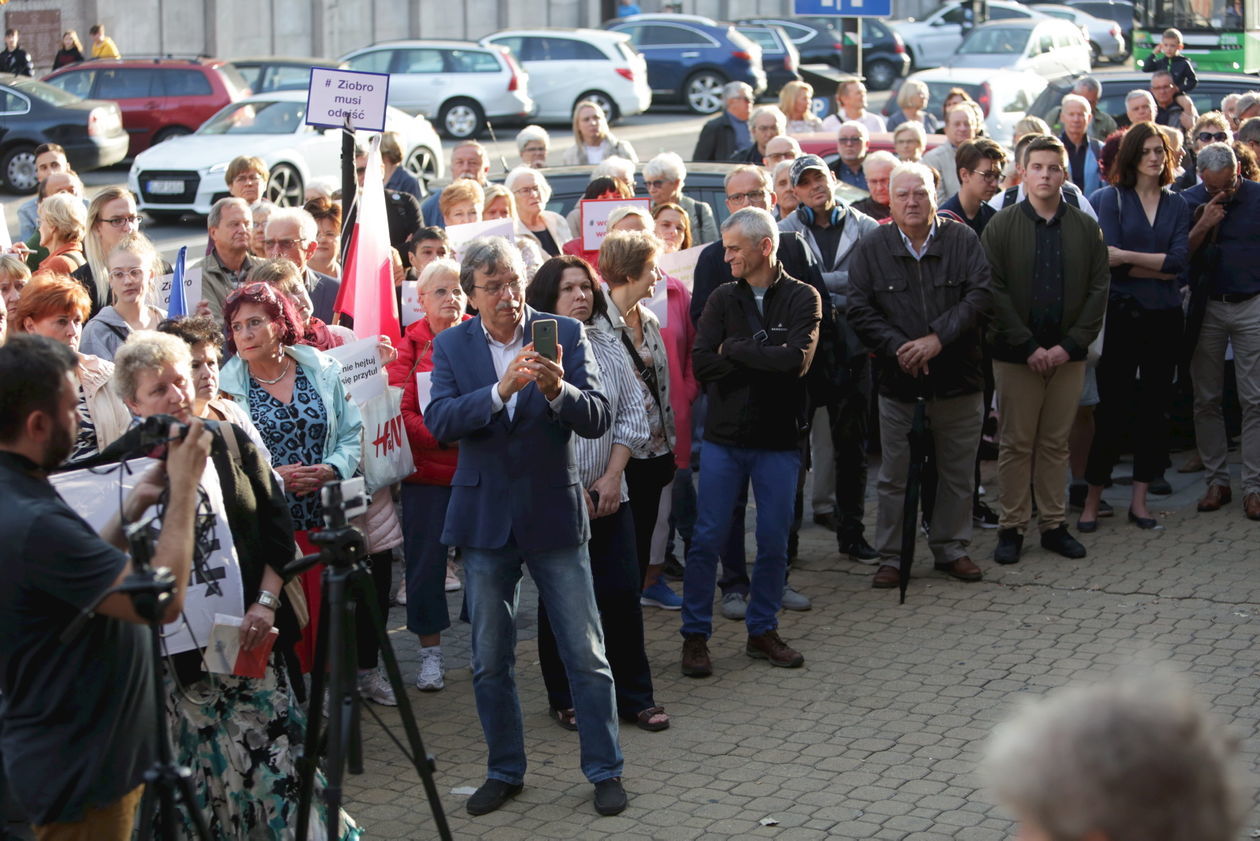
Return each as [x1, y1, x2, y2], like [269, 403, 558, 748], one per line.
[1128, 510, 1160, 529]
[1041, 524, 1087, 558]
[840, 534, 880, 562]
[593, 777, 628, 816]
[994, 528, 1023, 564]
[467, 779, 524, 816]
[812, 510, 838, 531]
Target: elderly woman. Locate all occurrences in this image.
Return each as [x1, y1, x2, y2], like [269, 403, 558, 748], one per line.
[1078, 123, 1190, 532]
[505, 166, 572, 257]
[73, 186, 141, 316]
[561, 99, 638, 166]
[386, 258, 470, 692]
[304, 196, 342, 278]
[0, 255, 30, 314]
[516, 124, 550, 168]
[984, 675, 1242, 841]
[893, 120, 927, 162]
[644, 152, 718, 245]
[79, 233, 165, 360]
[482, 184, 514, 221]
[12, 274, 129, 462]
[779, 80, 823, 135]
[219, 282, 363, 673]
[36, 192, 87, 276]
[439, 179, 483, 227]
[249, 258, 354, 351]
[525, 255, 669, 732]
[887, 78, 940, 134]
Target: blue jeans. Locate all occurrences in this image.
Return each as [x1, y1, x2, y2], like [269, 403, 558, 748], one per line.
[682, 442, 800, 638]
[462, 540, 622, 785]
[400, 484, 452, 638]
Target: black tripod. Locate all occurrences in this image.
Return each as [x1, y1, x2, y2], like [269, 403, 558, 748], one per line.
[288, 483, 451, 841]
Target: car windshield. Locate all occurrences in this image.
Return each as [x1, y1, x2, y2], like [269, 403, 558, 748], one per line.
[10, 77, 81, 107]
[199, 100, 304, 135]
[958, 26, 1031, 53]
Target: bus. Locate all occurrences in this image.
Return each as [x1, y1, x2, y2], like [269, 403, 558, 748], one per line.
[1132, 0, 1260, 72]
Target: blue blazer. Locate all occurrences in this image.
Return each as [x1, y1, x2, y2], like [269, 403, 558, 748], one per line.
[424, 307, 611, 552]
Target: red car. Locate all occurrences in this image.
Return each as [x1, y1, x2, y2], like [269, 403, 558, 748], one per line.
[42, 58, 251, 157]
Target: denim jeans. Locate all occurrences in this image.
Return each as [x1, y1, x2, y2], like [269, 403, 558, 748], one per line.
[400, 484, 452, 638]
[682, 442, 800, 638]
[462, 540, 622, 785]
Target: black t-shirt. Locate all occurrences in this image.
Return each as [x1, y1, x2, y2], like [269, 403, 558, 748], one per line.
[809, 213, 846, 269]
[530, 225, 560, 257]
[0, 452, 155, 824]
[939, 194, 997, 238]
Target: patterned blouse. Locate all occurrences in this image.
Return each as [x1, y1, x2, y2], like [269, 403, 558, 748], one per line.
[67, 383, 98, 465]
[248, 368, 328, 531]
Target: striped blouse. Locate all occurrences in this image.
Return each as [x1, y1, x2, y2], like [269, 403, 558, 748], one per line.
[572, 326, 651, 502]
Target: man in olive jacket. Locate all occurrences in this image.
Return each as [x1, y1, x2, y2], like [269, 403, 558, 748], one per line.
[847, 161, 992, 589]
[981, 135, 1109, 565]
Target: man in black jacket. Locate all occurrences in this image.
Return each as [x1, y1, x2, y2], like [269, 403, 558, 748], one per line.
[0, 29, 33, 77]
[693, 82, 754, 162]
[680, 207, 821, 679]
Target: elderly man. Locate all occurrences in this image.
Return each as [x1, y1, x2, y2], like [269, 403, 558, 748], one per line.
[1065, 76, 1117, 140]
[847, 161, 993, 587]
[852, 150, 897, 221]
[822, 77, 887, 133]
[420, 140, 491, 227]
[17, 144, 68, 242]
[516, 125, 550, 168]
[264, 207, 341, 323]
[682, 207, 821, 677]
[225, 155, 268, 206]
[694, 81, 754, 162]
[940, 139, 1006, 235]
[772, 159, 798, 219]
[830, 121, 870, 190]
[1183, 143, 1260, 520]
[1235, 91, 1260, 123]
[1059, 94, 1104, 194]
[762, 134, 801, 170]
[982, 135, 1108, 564]
[1152, 70, 1196, 132]
[922, 101, 983, 202]
[1222, 93, 1242, 129]
[1123, 88, 1157, 127]
[644, 151, 718, 244]
[200, 197, 258, 320]
[424, 237, 625, 817]
[733, 105, 785, 165]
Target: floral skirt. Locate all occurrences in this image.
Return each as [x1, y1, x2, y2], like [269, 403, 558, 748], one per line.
[163, 655, 362, 841]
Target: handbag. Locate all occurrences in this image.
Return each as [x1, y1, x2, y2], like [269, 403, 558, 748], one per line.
[359, 384, 415, 494]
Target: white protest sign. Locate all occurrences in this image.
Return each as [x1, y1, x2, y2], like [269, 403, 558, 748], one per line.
[443, 218, 515, 263]
[324, 336, 387, 405]
[645, 275, 669, 329]
[0, 205, 11, 250]
[50, 458, 245, 656]
[151, 267, 202, 314]
[399, 280, 424, 327]
[657, 244, 704, 295]
[581, 198, 652, 251]
[415, 371, 434, 414]
[305, 66, 390, 133]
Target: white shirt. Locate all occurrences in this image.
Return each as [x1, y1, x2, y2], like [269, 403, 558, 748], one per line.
[986, 182, 1100, 221]
[483, 318, 568, 420]
[821, 110, 887, 135]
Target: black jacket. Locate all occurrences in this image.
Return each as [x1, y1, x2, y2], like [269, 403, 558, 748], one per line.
[693, 265, 821, 450]
[0, 47, 33, 77]
[693, 112, 741, 162]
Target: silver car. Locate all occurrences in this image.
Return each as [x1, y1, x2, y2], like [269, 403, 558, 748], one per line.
[1033, 4, 1127, 63]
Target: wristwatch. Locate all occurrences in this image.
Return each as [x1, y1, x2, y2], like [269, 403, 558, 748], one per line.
[255, 589, 280, 610]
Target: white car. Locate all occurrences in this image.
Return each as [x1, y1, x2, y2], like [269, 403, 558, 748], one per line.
[481, 28, 651, 122]
[128, 91, 445, 219]
[1033, 4, 1126, 63]
[340, 40, 535, 139]
[889, 0, 1048, 69]
[892, 67, 1050, 146]
[944, 19, 1093, 78]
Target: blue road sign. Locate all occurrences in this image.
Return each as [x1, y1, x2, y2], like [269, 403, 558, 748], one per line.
[793, 0, 892, 16]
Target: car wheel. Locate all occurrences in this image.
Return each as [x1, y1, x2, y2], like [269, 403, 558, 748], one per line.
[266, 164, 304, 208]
[865, 60, 897, 91]
[404, 146, 439, 195]
[1089, 41, 1102, 64]
[577, 90, 620, 123]
[684, 71, 727, 114]
[1, 145, 37, 194]
[153, 125, 193, 144]
[438, 99, 485, 140]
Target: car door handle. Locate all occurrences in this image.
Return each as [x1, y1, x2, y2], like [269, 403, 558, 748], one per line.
[681, 51, 700, 57]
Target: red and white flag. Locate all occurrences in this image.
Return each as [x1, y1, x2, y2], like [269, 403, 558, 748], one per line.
[334, 137, 402, 344]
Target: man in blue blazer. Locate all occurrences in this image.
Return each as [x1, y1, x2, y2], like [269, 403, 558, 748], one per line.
[424, 237, 627, 817]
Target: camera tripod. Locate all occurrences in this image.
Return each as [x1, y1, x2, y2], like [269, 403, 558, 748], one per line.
[287, 513, 452, 841]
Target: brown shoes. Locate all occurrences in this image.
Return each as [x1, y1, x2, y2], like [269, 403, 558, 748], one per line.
[1246, 493, 1260, 521]
[872, 564, 899, 588]
[745, 630, 804, 668]
[680, 634, 712, 678]
[1198, 485, 1232, 512]
[934, 556, 983, 582]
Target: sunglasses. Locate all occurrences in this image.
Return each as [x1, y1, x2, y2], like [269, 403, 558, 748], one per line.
[1197, 131, 1230, 143]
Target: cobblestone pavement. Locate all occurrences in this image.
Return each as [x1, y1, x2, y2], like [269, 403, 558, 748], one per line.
[344, 454, 1260, 840]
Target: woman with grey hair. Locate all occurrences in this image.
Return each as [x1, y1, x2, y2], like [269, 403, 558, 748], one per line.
[984, 675, 1242, 841]
[516, 125, 550, 168]
[886, 78, 939, 133]
[893, 120, 927, 162]
[504, 166, 572, 257]
[643, 152, 718, 245]
[561, 99, 638, 166]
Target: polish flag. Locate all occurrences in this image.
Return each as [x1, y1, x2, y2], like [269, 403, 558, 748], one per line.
[333, 136, 401, 344]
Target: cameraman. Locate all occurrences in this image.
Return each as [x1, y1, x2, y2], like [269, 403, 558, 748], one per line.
[0, 334, 210, 839]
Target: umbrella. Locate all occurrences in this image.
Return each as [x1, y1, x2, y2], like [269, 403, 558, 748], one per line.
[899, 396, 932, 604]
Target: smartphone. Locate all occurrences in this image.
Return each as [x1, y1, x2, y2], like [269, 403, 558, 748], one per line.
[532, 318, 558, 362]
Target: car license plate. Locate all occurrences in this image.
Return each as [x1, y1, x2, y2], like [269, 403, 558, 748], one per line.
[146, 180, 184, 195]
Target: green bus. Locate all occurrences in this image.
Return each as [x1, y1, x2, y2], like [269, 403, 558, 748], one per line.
[1132, 0, 1260, 72]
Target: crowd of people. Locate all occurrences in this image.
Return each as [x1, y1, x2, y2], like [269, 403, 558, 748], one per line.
[0, 34, 1258, 838]
[0, 23, 119, 76]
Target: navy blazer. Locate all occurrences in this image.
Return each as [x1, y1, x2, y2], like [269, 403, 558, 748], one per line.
[424, 307, 612, 552]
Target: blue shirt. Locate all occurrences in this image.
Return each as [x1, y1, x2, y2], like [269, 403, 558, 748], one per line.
[1173, 180, 1260, 297]
[938, 194, 996, 238]
[617, 2, 641, 15]
[830, 159, 867, 191]
[727, 111, 751, 151]
[1090, 185, 1189, 310]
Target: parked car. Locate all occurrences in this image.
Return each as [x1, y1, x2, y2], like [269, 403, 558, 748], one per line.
[1032, 4, 1126, 62]
[733, 24, 801, 96]
[481, 28, 651, 122]
[339, 40, 535, 140]
[1027, 69, 1258, 128]
[604, 14, 767, 114]
[943, 18, 1092, 77]
[0, 74, 128, 193]
[1064, 0, 1141, 58]
[42, 58, 250, 157]
[888, 0, 1048, 69]
[883, 67, 1051, 146]
[737, 16, 846, 66]
[736, 15, 910, 91]
[128, 91, 444, 220]
[227, 57, 346, 93]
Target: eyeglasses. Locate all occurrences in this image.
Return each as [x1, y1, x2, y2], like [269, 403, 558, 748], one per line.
[1197, 131, 1229, 143]
[967, 168, 1001, 182]
[473, 278, 524, 298]
[101, 214, 142, 229]
[264, 238, 305, 251]
[233, 173, 263, 183]
[1152, 83, 1176, 92]
[512, 185, 542, 196]
[108, 267, 146, 282]
[421, 285, 461, 299]
[644, 179, 672, 190]
[726, 190, 767, 205]
[837, 136, 864, 144]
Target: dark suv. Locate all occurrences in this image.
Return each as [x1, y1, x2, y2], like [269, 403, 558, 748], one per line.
[42, 58, 250, 157]
[737, 16, 910, 90]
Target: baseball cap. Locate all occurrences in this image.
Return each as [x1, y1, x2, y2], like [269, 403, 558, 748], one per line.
[789, 154, 829, 186]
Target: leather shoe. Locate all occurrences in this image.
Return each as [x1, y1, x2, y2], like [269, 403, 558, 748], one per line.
[1246, 493, 1260, 521]
[1040, 524, 1087, 559]
[993, 528, 1023, 565]
[467, 779, 523, 816]
[593, 777, 628, 816]
[872, 564, 899, 588]
[680, 634, 712, 678]
[841, 534, 880, 563]
[1128, 509, 1160, 529]
[1198, 484, 1232, 512]
[934, 556, 983, 582]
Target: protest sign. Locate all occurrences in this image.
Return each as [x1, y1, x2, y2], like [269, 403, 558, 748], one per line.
[657, 244, 704, 294]
[305, 67, 390, 133]
[151, 267, 202, 314]
[324, 337, 387, 405]
[580, 197, 651, 251]
[443, 218, 515, 262]
[399, 280, 424, 327]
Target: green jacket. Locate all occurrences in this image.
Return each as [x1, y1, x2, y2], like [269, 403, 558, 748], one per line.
[981, 199, 1110, 364]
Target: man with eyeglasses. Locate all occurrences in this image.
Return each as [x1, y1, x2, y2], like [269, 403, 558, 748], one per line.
[829, 121, 870, 190]
[694, 81, 754, 162]
[1151, 70, 1196, 133]
[420, 140, 492, 227]
[424, 237, 626, 818]
[762, 135, 800, 170]
[264, 206, 340, 324]
[225, 155, 268, 207]
[940, 139, 1007, 236]
[200, 197, 258, 322]
[17, 144, 68, 242]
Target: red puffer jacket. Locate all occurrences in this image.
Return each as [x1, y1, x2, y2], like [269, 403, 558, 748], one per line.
[386, 315, 470, 485]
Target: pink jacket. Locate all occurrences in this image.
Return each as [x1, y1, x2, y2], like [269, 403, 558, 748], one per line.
[662, 275, 699, 469]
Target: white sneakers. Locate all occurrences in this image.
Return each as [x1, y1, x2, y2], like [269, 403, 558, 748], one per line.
[416, 646, 446, 692]
[356, 668, 398, 707]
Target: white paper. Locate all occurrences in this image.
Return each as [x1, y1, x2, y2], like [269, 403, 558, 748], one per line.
[151, 266, 202, 313]
[657, 244, 704, 294]
[415, 371, 433, 413]
[580, 197, 652, 251]
[645, 274, 669, 329]
[0, 206, 11, 250]
[305, 67, 390, 133]
[324, 336, 387, 405]
[443, 218, 515, 263]
[399, 280, 423, 327]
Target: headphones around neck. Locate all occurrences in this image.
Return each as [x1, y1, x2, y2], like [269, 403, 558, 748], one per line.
[796, 203, 843, 227]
